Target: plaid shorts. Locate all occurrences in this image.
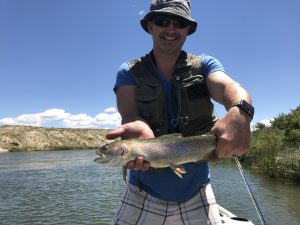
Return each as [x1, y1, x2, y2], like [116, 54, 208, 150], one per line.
[111, 184, 222, 225]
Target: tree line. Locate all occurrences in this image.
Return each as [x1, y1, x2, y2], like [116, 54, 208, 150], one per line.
[241, 106, 300, 182]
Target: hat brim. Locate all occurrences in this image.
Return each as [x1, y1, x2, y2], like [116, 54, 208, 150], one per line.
[140, 11, 197, 35]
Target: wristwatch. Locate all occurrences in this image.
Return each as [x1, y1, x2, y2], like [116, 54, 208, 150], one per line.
[232, 100, 254, 119]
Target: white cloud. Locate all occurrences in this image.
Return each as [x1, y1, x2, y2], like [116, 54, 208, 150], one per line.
[139, 10, 144, 16]
[251, 118, 274, 131]
[258, 118, 273, 127]
[0, 107, 121, 129]
[95, 112, 121, 129]
[39, 108, 70, 120]
[0, 118, 17, 125]
[104, 107, 117, 113]
[63, 113, 95, 128]
[15, 114, 41, 126]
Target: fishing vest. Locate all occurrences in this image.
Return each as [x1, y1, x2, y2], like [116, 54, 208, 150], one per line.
[128, 51, 218, 137]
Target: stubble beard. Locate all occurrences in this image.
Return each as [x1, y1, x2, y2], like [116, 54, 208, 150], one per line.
[154, 36, 186, 56]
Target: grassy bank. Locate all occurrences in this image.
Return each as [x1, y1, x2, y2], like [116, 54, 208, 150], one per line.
[241, 106, 300, 182]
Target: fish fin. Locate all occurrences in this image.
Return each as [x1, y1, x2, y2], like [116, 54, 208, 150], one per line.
[120, 152, 130, 161]
[169, 164, 186, 178]
[122, 166, 128, 184]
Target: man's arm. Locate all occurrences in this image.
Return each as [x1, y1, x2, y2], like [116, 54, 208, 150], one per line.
[207, 71, 252, 158]
[106, 85, 154, 170]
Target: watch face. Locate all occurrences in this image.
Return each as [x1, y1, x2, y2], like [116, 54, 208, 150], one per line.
[240, 100, 254, 117]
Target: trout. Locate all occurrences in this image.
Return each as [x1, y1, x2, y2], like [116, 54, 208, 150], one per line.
[94, 133, 218, 180]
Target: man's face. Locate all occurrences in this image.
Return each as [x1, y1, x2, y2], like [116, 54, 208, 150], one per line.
[147, 15, 190, 55]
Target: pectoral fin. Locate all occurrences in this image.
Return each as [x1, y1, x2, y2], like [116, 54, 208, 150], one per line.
[169, 164, 186, 178]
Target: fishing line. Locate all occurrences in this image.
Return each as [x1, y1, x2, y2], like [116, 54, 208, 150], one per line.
[234, 157, 268, 225]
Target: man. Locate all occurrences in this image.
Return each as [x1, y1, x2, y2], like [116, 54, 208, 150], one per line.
[106, 0, 254, 224]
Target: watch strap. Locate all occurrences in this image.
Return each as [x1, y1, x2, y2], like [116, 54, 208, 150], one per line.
[232, 100, 254, 118]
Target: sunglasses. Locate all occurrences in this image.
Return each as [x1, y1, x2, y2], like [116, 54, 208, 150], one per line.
[152, 15, 190, 29]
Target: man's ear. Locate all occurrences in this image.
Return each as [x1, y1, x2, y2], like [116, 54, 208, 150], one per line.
[147, 21, 153, 33]
[186, 25, 191, 35]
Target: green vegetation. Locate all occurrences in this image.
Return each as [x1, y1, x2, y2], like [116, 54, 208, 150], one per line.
[241, 106, 300, 182]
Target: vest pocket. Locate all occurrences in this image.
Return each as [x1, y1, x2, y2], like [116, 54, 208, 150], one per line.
[176, 75, 216, 134]
[135, 83, 165, 128]
[180, 75, 212, 119]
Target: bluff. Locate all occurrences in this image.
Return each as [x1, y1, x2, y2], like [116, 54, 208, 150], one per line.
[0, 125, 111, 152]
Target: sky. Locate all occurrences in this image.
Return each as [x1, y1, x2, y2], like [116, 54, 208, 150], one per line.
[0, 0, 299, 129]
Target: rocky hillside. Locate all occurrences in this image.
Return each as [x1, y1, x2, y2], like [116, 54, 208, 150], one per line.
[0, 125, 112, 152]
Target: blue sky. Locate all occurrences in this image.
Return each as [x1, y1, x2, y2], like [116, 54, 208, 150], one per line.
[0, 0, 299, 129]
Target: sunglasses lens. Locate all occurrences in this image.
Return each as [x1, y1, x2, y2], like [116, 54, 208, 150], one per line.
[153, 15, 189, 28]
[153, 16, 171, 27]
[174, 17, 190, 28]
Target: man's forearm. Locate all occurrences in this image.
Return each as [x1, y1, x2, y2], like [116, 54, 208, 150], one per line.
[223, 82, 252, 111]
[207, 71, 252, 111]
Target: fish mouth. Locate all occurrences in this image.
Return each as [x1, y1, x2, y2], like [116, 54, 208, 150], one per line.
[94, 152, 110, 164]
[96, 148, 104, 156]
[94, 155, 120, 166]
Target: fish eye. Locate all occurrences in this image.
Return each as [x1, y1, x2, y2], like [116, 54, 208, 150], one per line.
[100, 145, 107, 152]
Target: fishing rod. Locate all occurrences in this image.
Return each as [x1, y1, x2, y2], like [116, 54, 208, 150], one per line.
[234, 157, 268, 225]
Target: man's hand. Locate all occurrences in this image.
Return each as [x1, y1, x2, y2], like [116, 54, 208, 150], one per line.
[211, 106, 251, 158]
[106, 120, 154, 170]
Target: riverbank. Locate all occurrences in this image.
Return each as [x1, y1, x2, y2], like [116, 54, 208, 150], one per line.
[0, 125, 111, 152]
[242, 106, 300, 182]
[0, 147, 9, 153]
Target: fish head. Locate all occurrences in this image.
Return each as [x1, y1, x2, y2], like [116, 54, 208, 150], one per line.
[94, 142, 128, 165]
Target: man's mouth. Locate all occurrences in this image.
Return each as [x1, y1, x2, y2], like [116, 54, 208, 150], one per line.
[161, 35, 178, 41]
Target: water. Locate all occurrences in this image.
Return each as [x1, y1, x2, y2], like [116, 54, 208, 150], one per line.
[0, 150, 299, 225]
[210, 161, 300, 225]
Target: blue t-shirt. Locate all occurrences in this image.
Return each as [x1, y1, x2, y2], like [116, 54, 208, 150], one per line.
[114, 53, 225, 202]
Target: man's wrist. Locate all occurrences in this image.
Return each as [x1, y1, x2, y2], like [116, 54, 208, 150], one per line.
[231, 100, 254, 120]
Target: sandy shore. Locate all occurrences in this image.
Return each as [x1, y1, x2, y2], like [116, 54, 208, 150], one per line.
[0, 148, 9, 153]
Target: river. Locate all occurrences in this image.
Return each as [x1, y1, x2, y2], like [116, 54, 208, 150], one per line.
[0, 150, 299, 225]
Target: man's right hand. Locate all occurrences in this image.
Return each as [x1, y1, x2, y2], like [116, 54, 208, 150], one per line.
[106, 120, 154, 171]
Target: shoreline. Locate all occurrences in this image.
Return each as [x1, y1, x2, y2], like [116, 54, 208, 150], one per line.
[0, 125, 109, 153]
[0, 148, 9, 153]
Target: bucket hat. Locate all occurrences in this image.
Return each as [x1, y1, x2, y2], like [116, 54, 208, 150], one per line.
[140, 0, 197, 35]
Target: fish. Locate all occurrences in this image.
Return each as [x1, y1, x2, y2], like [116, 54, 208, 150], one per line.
[94, 133, 218, 180]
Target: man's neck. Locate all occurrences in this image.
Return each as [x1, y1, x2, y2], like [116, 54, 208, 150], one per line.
[153, 50, 181, 81]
